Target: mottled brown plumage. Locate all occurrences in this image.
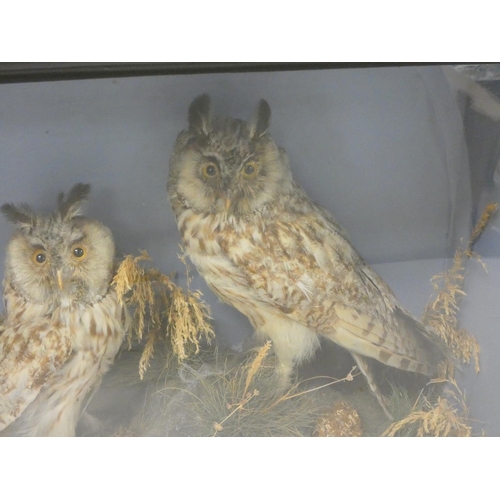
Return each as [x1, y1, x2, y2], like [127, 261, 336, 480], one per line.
[167, 95, 446, 417]
[0, 184, 128, 436]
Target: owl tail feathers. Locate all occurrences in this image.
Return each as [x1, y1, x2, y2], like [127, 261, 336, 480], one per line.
[329, 305, 445, 379]
[394, 308, 457, 377]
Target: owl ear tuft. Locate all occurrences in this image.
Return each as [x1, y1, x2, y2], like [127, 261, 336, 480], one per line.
[249, 99, 271, 139]
[188, 94, 211, 136]
[57, 183, 91, 221]
[1, 202, 36, 229]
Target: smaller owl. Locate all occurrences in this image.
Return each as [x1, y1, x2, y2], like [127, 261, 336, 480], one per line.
[0, 184, 128, 436]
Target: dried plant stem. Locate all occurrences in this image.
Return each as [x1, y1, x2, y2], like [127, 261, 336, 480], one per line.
[269, 367, 357, 405]
[111, 250, 214, 379]
[467, 203, 498, 254]
[213, 390, 259, 436]
[243, 341, 271, 396]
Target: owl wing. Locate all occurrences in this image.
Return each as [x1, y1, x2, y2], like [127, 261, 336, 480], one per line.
[0, 320, 72, 431]
[223, 201, 443, 375]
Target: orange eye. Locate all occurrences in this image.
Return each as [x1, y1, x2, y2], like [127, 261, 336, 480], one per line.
[201, 163, 220, 179]
[242, 161, 259, 179]
[32, 250, 47, 265]
[71, 245, 87, 260]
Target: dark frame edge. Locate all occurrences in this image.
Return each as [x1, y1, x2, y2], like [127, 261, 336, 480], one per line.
[0, 62, 451, 84]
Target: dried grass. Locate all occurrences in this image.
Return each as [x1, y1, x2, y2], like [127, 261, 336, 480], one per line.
[422, 249, 480, 377]
[111, 250, 214, 379]
[384, 203, 497, 437]
[157, 343, 358, 437]
[382, 380, 472, 437]
[421, 204, 497, 376]
[467, 203, 498, 253]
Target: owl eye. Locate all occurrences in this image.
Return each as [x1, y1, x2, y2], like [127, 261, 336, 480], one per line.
[201, 163, 220, 179]
[71, 245, 87, 260]
[242, 161, 259, 179]
[32, 250, 47, 265]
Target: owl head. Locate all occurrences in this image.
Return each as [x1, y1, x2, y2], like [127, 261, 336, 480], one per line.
[168, 94, 294, 217]
[1, 183, 115, 307]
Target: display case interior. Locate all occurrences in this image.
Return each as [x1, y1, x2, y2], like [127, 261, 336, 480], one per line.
[1, 64, 499, 436]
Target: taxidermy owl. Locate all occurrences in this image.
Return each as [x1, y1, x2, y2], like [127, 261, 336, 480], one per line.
[167, 94, 447, 418]
[0, 184, 128, 436]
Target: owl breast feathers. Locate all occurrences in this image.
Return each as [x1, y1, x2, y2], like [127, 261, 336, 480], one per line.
[0, 184, 128, 436]
[168, 94, 449, 417]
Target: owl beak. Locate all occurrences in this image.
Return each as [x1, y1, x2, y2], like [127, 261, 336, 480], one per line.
[225, 198, 232, 211]
[56, 269, 64, 291]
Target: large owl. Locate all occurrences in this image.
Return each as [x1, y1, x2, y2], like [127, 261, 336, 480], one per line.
[167, 95, 447, 417]
[0, 184, 128, 436]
